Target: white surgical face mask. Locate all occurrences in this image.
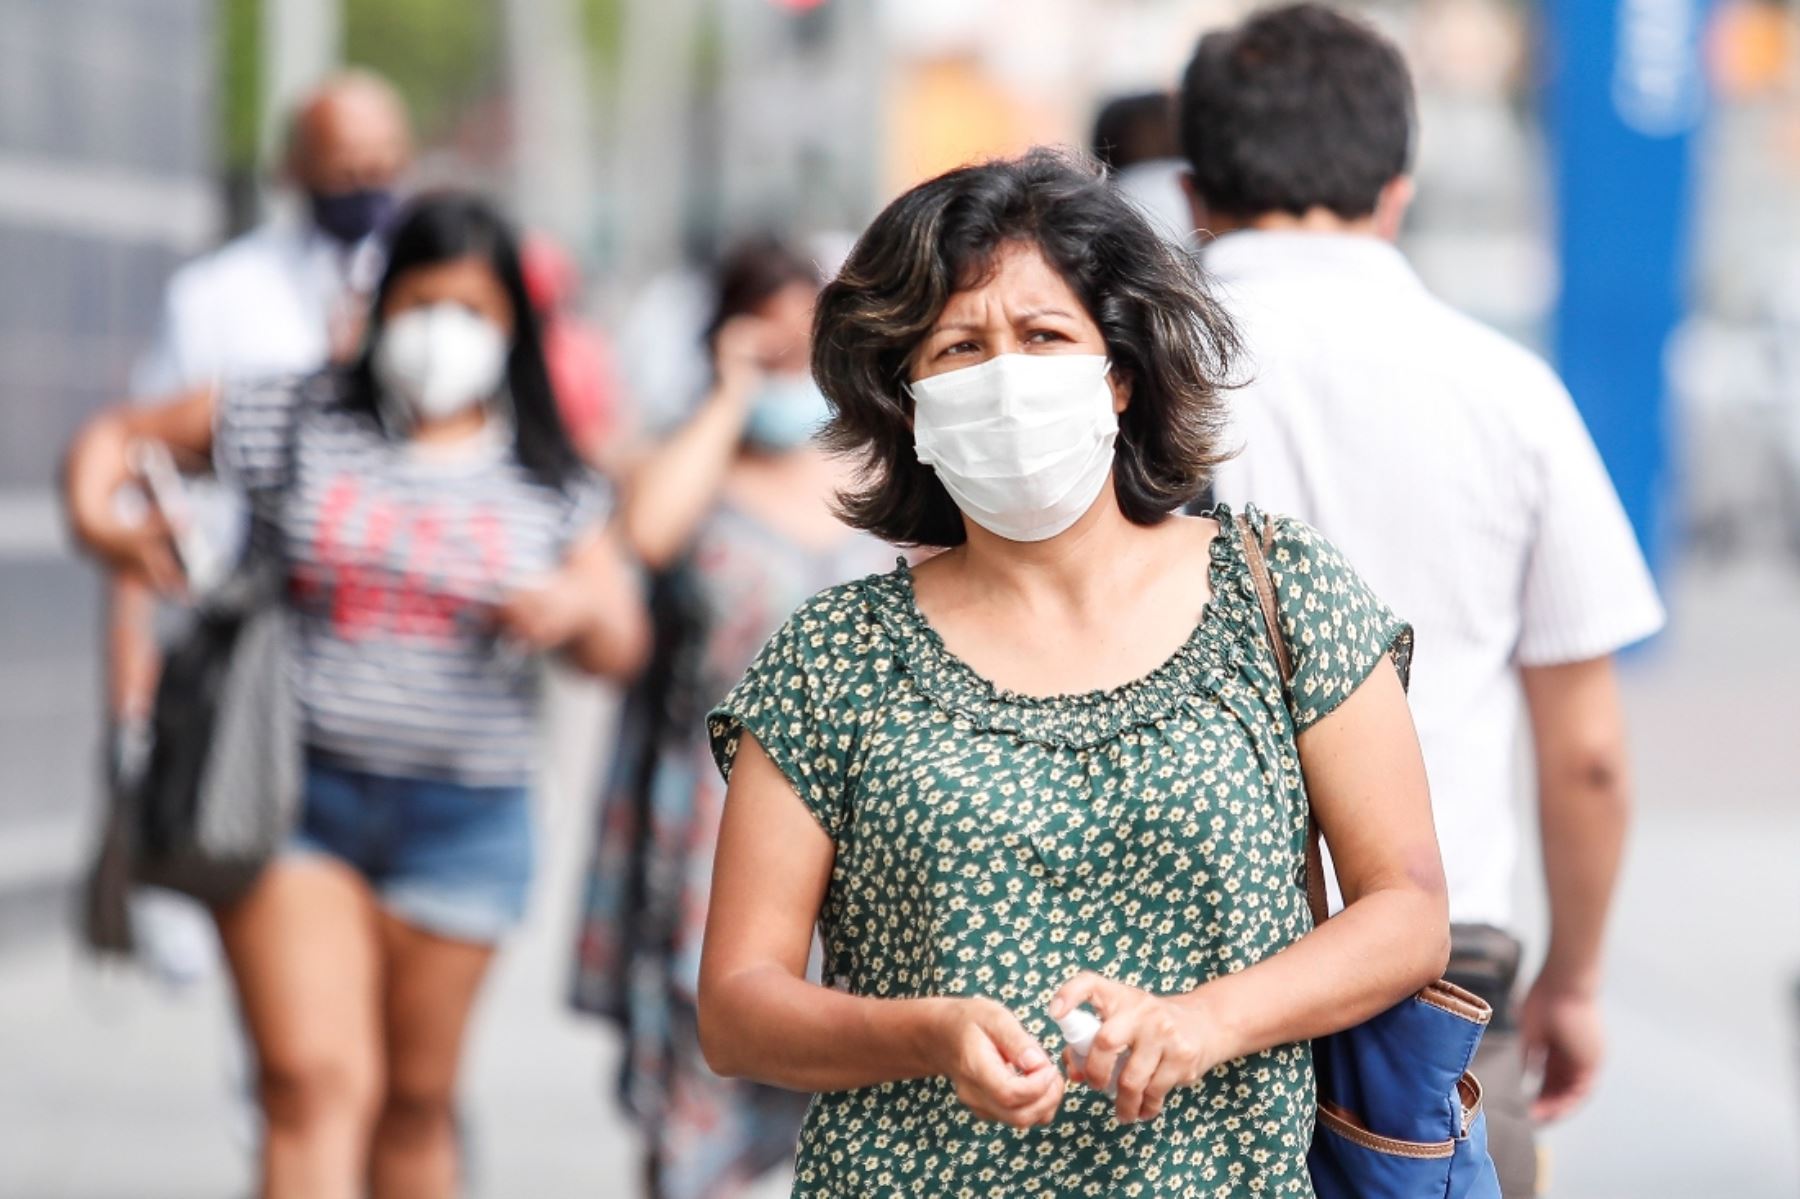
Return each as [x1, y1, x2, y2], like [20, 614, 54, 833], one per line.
[374, 302, 509, 428]
[909, 352, 1119, 542]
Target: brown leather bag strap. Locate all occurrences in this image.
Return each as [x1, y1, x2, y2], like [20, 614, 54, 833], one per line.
[1236, 513, 1330, 927]
[1237, 514, 1292, 686]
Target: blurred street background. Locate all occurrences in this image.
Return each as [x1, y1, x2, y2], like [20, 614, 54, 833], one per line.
[4, 0, 1800, 1195]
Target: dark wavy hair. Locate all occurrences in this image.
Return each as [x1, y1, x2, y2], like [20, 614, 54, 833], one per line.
[813, 148, 1238, 547]
[342, 192, 582, 490]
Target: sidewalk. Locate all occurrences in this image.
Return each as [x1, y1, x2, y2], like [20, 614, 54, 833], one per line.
[0, 674, 641, 1199]
[1, 564, 1796, 1197]
[1535, 556, 1800, 1197]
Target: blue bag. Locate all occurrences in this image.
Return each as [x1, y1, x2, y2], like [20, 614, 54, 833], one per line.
[1239, 515, 1501, 1199]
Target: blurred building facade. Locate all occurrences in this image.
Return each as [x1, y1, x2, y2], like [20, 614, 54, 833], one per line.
[0, 0, 219, 935]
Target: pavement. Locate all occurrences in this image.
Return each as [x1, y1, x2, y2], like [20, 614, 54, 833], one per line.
[1531, 555, 1800, 1198]
[1, 559, 1797, 1198]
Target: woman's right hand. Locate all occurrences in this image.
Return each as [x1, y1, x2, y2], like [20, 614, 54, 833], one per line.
[89, 508, 186, 595]
[712, 314, 772, 400]
[64, 388, 217, 594]
[933, 997, 1065, 1128]
[63, 423, 184, 593]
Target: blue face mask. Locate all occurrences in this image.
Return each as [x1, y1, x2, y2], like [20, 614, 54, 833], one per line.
[743, 374, 831, 452]
[309, 186, 396, 246]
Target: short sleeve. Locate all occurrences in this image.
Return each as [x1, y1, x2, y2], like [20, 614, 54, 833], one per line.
[1266, 515, 1414, 733]
[213, 372, 323, 497]
[1515, 383, 1665, 665]
[707, 589, 871, 843]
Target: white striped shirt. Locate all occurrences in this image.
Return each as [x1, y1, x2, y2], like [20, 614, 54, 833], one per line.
[1207, 231, 1664, 930]
[216, 373, 609, 786]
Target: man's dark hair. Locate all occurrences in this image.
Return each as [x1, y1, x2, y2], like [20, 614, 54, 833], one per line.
[1091, 91, 1178, 172]
[1178, 3, 1414, 221]
[812, 149, 1238, 548]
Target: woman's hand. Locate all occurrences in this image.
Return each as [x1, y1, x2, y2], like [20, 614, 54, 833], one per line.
[712, 315, 772, 399]
[496, 530, 648, 679]
[63, 424, 186, 594]
[63, 387, 217, 594]
[933, 997, 1065, 1128]
[1049, 974, 1221, 1124]
[88, 505, 187, 595]
[494, 569, 597, 653]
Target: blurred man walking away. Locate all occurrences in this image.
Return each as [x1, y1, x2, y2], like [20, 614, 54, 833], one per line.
[106, 70, 412, 979]
[1180, 7, 1663, 1195]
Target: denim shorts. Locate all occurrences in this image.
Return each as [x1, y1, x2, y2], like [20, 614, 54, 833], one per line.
[290, 757, 534, 944]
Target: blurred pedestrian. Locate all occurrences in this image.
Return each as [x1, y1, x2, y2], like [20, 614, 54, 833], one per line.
[571, 237, 891, 1198]
[1180, 7, 1664, 1194]
[1091, 90, 1191, 243]
[64, 193, 648, 1199]
[105, 70, 413, 978]
[521, 233, 626, 468]
[696, 150, 1449, 1196]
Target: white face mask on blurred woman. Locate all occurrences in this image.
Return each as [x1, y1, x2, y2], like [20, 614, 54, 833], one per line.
[374, 302, 508, 427]
[909, 353, 1119, 542]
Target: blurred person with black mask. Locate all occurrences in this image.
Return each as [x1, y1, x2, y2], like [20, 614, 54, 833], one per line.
[1180, 7, 1663, 1193]
[105, 70, 414, 981]
[571, 238, 891, 1199]
[66, 194, 648, 1199]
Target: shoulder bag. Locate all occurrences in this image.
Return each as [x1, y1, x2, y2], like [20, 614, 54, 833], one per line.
[129, 555, 301, 907]
[1238, 513, 1502, 1199]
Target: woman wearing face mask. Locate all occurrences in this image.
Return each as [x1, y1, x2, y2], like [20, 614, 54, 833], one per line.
[63, 193, 648, 1199]
[571, 238, 893, 1198]
[696, 151, 1451, 1197]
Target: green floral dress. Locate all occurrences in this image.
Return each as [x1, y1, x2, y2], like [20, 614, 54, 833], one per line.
[708, 507, 1412, 1198]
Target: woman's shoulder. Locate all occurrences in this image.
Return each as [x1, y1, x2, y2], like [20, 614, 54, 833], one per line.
[717, 564, 905, 743]
[774, 563, 908, 657]
[1257, 509, 1389, 617]
[216, 369, 368, 489]
[1215, 503, 1412, 721]
[1211, 503, 1366, 594]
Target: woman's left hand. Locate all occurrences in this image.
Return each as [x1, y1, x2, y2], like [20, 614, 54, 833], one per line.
[495, 570, 596, 653]
[1049, 973, 1221, 1124]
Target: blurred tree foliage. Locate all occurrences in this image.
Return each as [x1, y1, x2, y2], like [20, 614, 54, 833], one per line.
[579, 0, 626, 77]
[216, 0, 629, 173]
[344, 0, 501, 143]
[217, 0, 263, 178]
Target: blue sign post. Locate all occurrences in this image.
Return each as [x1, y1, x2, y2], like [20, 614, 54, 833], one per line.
[1541, 0, 1708, 572]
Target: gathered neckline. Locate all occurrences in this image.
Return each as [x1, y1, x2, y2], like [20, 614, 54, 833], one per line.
[858, 504, 1267, 748]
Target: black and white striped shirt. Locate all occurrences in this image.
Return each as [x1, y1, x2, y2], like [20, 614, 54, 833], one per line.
[216, 373, 609, 786]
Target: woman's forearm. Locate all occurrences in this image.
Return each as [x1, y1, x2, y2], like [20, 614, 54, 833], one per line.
[63, 388, 218, 561]
[63, 412, 138, 557]
[621, 382, 750, 570]
[558, 532, 651, 680]
[699, 963, 951, 1093]
[565, 597, 649, 680]
[1180, 884, 1449, 1063]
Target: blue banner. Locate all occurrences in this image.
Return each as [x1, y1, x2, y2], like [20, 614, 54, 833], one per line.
[1542, 0, 1708, 572]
